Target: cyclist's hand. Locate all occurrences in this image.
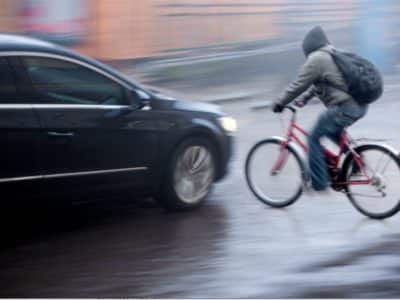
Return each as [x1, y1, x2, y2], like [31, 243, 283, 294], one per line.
[294, 100, 305, 108]
[272, 103, 284, 113]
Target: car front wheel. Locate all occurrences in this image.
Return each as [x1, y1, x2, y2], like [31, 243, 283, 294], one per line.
[159, 137, 216, 211]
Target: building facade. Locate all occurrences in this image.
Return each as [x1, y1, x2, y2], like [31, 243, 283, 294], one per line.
[0, 0, 391, 61]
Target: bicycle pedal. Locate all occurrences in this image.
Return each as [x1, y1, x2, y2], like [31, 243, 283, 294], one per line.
[331, 184, 345, 192]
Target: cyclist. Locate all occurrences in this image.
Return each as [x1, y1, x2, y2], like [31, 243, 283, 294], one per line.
[272, 26, 368, 191]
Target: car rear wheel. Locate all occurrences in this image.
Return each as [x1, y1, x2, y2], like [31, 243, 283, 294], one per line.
[159, 137, 216, 211]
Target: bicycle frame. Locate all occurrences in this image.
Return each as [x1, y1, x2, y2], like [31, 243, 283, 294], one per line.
[272, 106, 373, 187]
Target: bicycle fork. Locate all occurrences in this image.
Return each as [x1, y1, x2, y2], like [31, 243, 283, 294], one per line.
[271, 142, 290, 175]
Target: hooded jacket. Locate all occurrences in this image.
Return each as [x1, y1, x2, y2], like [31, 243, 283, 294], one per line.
[277, 26, 354, 107]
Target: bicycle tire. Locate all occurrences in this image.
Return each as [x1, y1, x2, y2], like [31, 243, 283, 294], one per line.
[245, 138, 307, 208]
[342, 144, 400, 219]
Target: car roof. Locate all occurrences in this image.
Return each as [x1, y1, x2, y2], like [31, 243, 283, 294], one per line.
[0, 34, 78, 57]
[0, 33, 137, 88]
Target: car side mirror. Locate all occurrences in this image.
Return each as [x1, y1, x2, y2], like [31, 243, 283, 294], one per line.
[129, 89, 152, 110]
[139, 99, 152, 111]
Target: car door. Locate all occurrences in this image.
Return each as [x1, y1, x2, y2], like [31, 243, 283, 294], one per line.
[19, 55, 159, 196]
[0, 57, 42, 198]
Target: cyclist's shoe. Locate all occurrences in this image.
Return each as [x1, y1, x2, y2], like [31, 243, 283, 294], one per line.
[331, 181, 345, 191]
[304, 180, 331, 196]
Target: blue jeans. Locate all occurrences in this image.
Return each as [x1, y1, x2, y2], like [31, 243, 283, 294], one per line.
[308, 101, 368, 190]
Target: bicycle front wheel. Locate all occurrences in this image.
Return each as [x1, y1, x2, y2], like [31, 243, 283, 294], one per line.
[245, 138, 306, 208]
[343, 144, 400, 219]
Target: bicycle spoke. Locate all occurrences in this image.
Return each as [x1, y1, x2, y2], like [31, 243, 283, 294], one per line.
[362, 156, 377, 176]
[379, 156, 392, 175]
[374, 152, 385, 173]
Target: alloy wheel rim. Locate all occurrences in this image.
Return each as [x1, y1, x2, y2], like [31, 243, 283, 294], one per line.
[173, 145, 215, 204]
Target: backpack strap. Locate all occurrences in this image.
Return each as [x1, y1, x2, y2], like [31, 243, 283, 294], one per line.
[317, 47, 350, 94]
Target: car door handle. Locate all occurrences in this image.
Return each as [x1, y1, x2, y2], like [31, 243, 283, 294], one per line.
[47, 131, 75, 137]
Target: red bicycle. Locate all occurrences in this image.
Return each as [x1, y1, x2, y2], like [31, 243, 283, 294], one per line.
[245, 105, 400, 219]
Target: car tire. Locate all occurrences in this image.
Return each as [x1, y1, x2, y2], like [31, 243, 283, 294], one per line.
[158, 137, 217, 211]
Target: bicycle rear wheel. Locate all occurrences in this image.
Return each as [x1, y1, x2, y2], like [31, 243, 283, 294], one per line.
[343, 144, 400, 219]
[245, 138, 306, 207]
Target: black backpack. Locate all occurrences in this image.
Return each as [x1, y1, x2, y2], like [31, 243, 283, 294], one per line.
[324, 48, 383, 104]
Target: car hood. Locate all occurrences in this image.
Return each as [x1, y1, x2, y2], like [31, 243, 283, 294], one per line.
[172, 100, 223, 115]
[149, 89, 223, 115]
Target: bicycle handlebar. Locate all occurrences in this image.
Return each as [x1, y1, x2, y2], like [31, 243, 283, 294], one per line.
[280, 105, 297, 122]
[283, 105, 297, 113]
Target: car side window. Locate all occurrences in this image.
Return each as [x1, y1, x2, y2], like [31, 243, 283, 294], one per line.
[0, 58, 20, 104]
[22, 57, 128, 106]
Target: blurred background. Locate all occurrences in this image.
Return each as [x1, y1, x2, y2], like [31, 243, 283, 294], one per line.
[1, 0, 400, 103]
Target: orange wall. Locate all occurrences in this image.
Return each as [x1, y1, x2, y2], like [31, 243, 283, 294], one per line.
[154, 0, 281, 50]
[0, 0, 18, 32]
[78, 0, 157, 59]
[78, 0, 282, 60]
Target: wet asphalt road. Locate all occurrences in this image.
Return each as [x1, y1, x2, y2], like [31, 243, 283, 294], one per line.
[1, 94, 400, 298]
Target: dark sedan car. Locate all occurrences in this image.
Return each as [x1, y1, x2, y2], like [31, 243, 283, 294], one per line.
[0, 34, 235, 211]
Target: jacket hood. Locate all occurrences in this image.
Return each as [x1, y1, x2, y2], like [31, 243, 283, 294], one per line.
[302, 26, 330, 57]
